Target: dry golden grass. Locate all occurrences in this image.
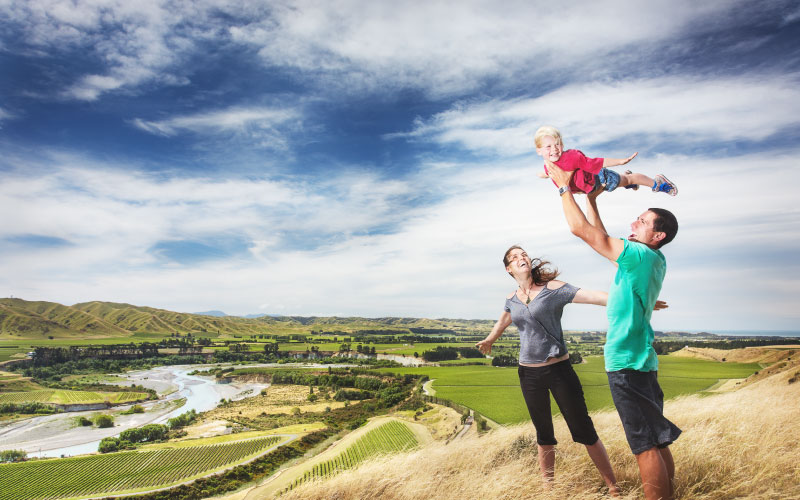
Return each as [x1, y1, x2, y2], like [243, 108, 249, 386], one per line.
[199, 385, 348, 423]
[393, 404, 463, 441]
[672, 346, 799, 364]
[280, 364, 800, 500]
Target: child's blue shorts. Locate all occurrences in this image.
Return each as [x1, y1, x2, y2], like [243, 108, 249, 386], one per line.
[596, 167, 621, 192]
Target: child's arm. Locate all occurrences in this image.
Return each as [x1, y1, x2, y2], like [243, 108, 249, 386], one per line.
[602, 152, 638, 168]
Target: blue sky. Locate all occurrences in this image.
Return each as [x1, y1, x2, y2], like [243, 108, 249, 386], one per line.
[1, 0, 799, 332]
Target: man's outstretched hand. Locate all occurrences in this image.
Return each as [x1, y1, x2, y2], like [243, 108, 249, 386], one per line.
[545, 159, 574, 189]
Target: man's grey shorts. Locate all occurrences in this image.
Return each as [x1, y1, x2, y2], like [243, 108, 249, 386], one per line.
[607, 370, 682, 455]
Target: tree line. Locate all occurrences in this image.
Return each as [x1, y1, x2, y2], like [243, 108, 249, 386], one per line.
[421, 346, 484, 362]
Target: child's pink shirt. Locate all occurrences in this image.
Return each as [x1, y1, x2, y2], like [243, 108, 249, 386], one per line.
[544, 149, 604, 194]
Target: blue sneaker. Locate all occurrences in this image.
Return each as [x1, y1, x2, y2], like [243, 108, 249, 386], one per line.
[653, 174, 677, 196]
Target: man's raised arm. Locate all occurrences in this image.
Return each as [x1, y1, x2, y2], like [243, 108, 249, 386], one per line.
[545, 160, 624, 262]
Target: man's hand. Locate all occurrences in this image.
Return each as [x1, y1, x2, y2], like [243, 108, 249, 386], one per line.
[654, 300, 668, 311]
[587, 182, 605, 201]
[544, 159, 574, 188]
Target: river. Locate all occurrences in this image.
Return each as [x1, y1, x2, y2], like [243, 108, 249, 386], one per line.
[0, 363, 277, 458]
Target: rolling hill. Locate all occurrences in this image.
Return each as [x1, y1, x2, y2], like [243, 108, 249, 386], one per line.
[0, 298, 494, 340]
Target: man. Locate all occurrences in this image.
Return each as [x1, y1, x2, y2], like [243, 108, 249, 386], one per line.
[546, 160, 681, 500]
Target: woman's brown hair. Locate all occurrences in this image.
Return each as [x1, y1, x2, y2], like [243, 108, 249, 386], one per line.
[502, 245, 559, 285]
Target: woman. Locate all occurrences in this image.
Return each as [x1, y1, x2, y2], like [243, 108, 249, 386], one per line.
[477, 245, 660, 495]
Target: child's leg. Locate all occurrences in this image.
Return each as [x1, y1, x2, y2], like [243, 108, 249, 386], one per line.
[619, 171, 654, 189]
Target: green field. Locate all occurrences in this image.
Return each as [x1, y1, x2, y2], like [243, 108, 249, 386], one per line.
[380, 356, 760, 424]
[380, 342, 482, 356]
[289, 420, 417, 492]
[0, 435, 285, 500]
[0, 389, 148, 405]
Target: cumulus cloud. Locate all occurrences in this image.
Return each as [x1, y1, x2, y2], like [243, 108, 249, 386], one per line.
[0, 151, 420, 278]
[391, 74, 800, 156]
[1, 146, 799, 329]
[4, 0, 794, 100]
[2, 0, 219, 100]
[226, 0, 790, 97]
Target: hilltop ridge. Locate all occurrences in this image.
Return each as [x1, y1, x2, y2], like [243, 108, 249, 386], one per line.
[0, 297, 495, 340]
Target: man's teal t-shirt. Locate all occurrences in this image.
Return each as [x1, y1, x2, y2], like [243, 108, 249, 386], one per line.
[605, 239, 666, 372]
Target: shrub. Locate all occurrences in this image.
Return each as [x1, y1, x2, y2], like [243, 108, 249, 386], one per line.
[94, 414, 114, 428]
[98, 437, 120, 453]
[334, 389, 373, 401]
[120, 404, 145, 415]
[0, 449, 27, 463]
[167, 409, 197, 430]
[492, 355, 517, 367]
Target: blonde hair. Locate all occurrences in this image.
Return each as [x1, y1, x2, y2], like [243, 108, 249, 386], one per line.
[533, 125, 563, 148]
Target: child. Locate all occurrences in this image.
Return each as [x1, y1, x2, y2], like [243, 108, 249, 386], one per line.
[534, 125, 677, 196]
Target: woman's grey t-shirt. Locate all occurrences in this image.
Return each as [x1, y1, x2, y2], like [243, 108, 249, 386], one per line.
[504, 283, 579, 364]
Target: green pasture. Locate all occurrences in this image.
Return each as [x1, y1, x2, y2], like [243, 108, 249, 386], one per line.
[379, 342, 483, 356]
[437, 358, 492, 365]
[379, 356, 759, 425]
[0, 345, 31, 362]
[0, 389, 148, 405]
[0, 333, 176, 351]
[227, 366, 320, 376]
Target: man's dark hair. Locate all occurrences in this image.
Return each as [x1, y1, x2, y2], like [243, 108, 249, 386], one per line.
[648, 208, 678, 248]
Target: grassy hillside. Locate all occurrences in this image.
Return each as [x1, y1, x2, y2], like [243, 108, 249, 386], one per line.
[0, 298, 128, 339]
[282, 357, 800, 500]
[0, 298, 494, 340]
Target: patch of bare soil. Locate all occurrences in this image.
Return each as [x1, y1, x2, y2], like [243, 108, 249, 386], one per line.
[183, 419, 232, 439]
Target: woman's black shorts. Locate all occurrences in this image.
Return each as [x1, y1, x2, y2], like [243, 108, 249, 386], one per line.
[518, 360, 599, 446]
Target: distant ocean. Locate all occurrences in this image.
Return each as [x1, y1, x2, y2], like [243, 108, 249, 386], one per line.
[698, 330, 800, 338]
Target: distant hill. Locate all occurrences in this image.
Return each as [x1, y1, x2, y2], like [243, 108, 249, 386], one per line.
[193, 310, 228, 317]
[0, 298, 129, 339]
[0, 298, 495, 340]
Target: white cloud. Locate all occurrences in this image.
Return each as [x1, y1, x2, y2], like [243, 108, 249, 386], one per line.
[131, 105, 303, 149]
[0, 151, 417, 275]
[227, 0, 779, 97]
[394, 74, 800, 156]
[2, 147, 799, 330]
[3, 0, 217, 100]
[64, 74, 125, 101]
[4, 0, 790, 100]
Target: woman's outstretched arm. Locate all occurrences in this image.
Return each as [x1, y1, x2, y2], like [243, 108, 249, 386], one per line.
[476, 311, 512, 355]
[573, 288, 668, 310]
[573, 288, 609, 306]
